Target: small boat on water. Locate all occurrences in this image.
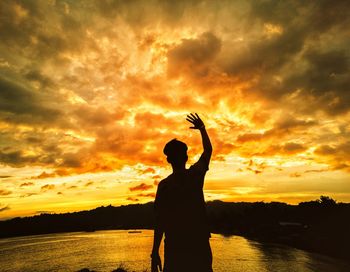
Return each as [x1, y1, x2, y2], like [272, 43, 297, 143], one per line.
[128, 230, 142, 234]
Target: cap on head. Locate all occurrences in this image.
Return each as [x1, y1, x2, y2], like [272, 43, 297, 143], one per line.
[163, 139, 188, 165]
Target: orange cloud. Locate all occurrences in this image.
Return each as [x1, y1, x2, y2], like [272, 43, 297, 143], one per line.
[127, 197, 139, 202]
[20, 182, 34, 187]
[129, 183, 153, 192]
[138, 167, 156, 174]
[0, 190, 12, 196]
[41, 184, 55, 191]
[314, 141, 350, 171]
[84, 181, 94, 187]
[0, 205, 10, 212]
[137, 193, 156, 198]
[31, 172, 56, 179]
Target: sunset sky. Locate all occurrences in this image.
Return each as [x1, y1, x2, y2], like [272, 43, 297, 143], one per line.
[1, 0, 350, 219]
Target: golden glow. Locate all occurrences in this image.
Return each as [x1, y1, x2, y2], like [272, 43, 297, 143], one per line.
[264, 23, 283, 36]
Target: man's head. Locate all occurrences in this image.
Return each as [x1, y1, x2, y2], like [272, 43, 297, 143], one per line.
[163, 139, 188, 166]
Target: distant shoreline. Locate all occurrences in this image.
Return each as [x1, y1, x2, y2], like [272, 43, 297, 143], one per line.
[1, 199, 349, 262]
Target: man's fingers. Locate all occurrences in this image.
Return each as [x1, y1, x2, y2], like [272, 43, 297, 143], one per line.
[186, 118, 195, 124]
[188, 113, 196, 120]
[190, 113, 197, 120]
[186, 115, 195, 121]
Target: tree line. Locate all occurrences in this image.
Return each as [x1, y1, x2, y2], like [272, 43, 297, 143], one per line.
[0, 196, 349, 261]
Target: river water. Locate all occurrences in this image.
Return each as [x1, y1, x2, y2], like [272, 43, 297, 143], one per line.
[0, 230, 349, 272]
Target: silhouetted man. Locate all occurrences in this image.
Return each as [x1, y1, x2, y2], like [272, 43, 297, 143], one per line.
[151, 113, 213, 272]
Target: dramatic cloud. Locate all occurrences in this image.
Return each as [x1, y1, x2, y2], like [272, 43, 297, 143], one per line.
[167, 32, 221, 79]
[315, 141, 350, 172]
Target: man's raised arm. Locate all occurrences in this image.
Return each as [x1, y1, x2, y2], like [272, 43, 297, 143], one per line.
[186, 113, 212, 163]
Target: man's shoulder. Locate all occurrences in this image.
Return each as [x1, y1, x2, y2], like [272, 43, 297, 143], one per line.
[157, 174, 172, 188]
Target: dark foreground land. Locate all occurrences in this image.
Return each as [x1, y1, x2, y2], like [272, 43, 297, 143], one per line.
[0, 196, 349, 261]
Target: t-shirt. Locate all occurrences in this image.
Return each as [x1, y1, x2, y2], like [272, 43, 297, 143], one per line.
[154, 154, 210, 241]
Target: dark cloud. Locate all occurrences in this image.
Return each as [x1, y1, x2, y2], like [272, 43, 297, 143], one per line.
[0, 76, 62, 125]
[167, 32, 221, 79]
[315, 145, 336, 156]
[256, 142, 307, 157]
[24, 69, 55, 88]
[20, 192, 38, 198]
[126, 196, 139, 202]
[0, 189, 12, 196]
[274, 117, 318, 131]
[30, 172, 56, 179]
[290, 172, 302, 178]
[0, 128, 92, 171]
[314, 141, 350, 171]
[242, 159, 267, 174]
[282, 142, 307, 153]
[138, 167, 156, 174]
[84, 181, 94, 187]
[59, 153, 83, 168]
[280, 49, 350, 115]
[95, 0, 201, 27]
[215, 1, 350, 115]
[0, 1, 94, 61]
[237, 133, 264, 143]
[72, 105, 122, 127]
[129, 182, 153, 192]
[137, 192, 156, 198]
[0, 150, 38, 167]
[20, 182, 34, 187]
[0, 205, 10, 212]
[237, 117, 317, 143]
[41, 184, 55, 191]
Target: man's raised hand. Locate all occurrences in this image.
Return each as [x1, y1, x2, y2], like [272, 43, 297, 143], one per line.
[186, 113, 205, 130]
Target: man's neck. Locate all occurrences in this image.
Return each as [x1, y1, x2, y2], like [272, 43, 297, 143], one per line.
[172, 164, 186, 173]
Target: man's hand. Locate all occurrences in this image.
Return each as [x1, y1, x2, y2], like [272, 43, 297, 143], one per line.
[186, 113, 205, 130]
[187, 113, 212, 167]
[151, 252, 162, 272]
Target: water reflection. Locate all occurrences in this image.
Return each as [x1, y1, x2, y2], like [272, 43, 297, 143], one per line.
[0, 230, 349, 272]
[209, 234, 350, 272]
